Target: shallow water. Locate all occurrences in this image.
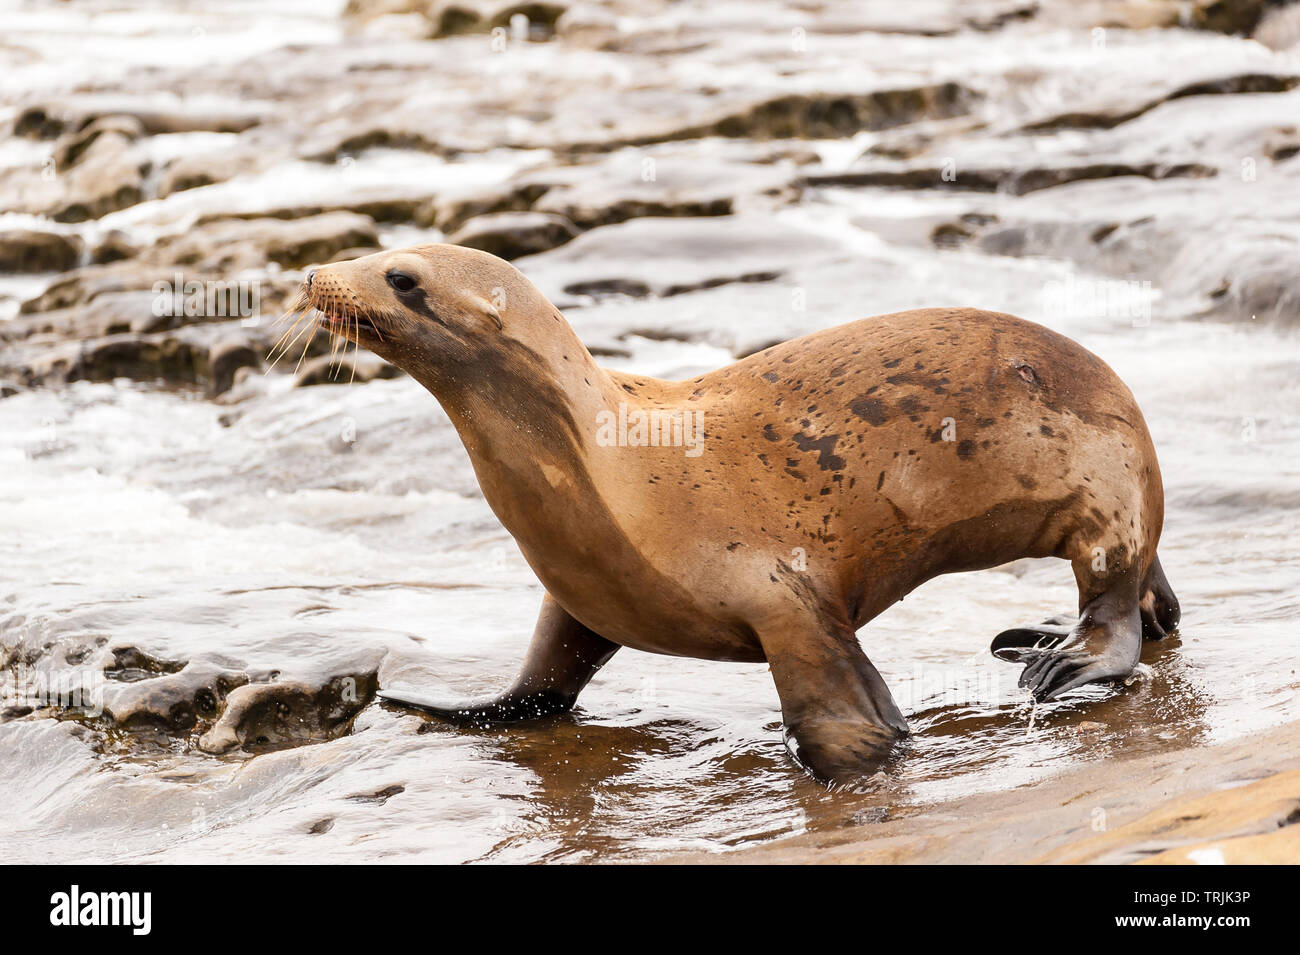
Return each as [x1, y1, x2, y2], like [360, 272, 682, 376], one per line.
[2, 2, 1299, 863]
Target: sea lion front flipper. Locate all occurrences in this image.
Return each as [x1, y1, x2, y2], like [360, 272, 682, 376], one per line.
[377, 686, 571, 725]
[756, 613, 909, 785]
[989, 615, 1075, 663]
[379, 593, 619, 727]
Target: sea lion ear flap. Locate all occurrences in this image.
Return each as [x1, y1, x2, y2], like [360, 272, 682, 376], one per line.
[476, 291, 503, 330]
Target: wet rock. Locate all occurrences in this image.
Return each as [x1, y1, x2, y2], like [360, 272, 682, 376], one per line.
[327, 246, 386, 263]
[90, 230, 139, 265]
[485, 144, 801, 232]
[449, 211, 580, 259]
[520, 213, 836, 302]
[382, 0, 569, 39]
[0, 230, 83, 273]
[429, 181, 552, 232]
[626, 82, 979, 146]
[489, 2, 568, 37]
[1191, 0, 1272, 35]
[208, 337, 262, 397]
[662, 270, 782, 297]
[101, 656, 250, 732]
[16, 262, 151, 315]
[48, 132, 146, 223]
[430, 3, 488, 36]
[72, 333, 208, 386]
[157, 150, 267, 197]
[105, 645, 186, 681]
[14, 100, 263, 140]
[197, 660, 380, 754]
[806, 160, 1217, 195]
[13, 104, 67, 139]
[1200, 245, 1300, 323]
[1023, 72, 1300, 132]
[342, 0, 427, 20]
[532, 175, 733, 229]
[51, 114, 145, 170]
[931, 221, 974, 248]
[1, 292, 154, 343]
[159, 212, 380, 271]
[562, 277, 653, 300]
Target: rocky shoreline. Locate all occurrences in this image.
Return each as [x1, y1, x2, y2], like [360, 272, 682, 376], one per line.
[670, 716, 1300, 864]
[3, 0, 1298, 399]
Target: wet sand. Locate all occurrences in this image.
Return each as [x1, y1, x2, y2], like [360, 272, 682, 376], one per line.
[673, 718, 1300, 864]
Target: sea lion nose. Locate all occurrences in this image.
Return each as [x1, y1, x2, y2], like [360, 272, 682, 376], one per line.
[305, 268, 317, 291]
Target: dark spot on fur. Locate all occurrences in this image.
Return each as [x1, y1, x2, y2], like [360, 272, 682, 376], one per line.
[850, 396, 888, 426]
[762, 424, 780, 442]
[956, 439, 976, 459]
[896, 395, 927, 416]
[1039, 423, 1055, 437]
[1016, 474, 1037, 490]
[792, 432, 846, 471]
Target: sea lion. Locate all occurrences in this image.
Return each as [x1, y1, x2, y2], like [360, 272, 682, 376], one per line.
[295, 243, 1179, 784]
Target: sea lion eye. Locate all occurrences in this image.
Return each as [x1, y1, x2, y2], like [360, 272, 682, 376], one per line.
[387, 271, 417, 293]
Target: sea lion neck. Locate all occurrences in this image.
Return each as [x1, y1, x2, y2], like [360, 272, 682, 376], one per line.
[409, 303, 643, 523]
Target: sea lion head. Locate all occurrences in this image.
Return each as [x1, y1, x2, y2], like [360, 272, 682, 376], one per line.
[297, 243, 558, 388]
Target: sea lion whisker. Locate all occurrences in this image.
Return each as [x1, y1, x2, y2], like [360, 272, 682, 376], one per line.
[269, 310, 317, 372]
[268, 318, 309, 369]
[268, 296, 317, 363]
[349, 305, 360, 386]
[292, 311, 319, 377]
[267, 305, 309, 362]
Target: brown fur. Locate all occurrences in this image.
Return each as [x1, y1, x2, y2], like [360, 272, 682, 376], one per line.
[307, 244, 1175, 784]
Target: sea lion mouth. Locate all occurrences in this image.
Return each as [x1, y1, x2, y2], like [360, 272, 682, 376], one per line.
[267, 283, 390, 375]
[315, 307, 380, 339]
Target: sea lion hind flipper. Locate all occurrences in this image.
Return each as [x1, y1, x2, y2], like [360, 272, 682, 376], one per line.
[379, 593, 619, 727]
[1012, 577, 1145, 701]
[1139, 553, 1180, 640]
